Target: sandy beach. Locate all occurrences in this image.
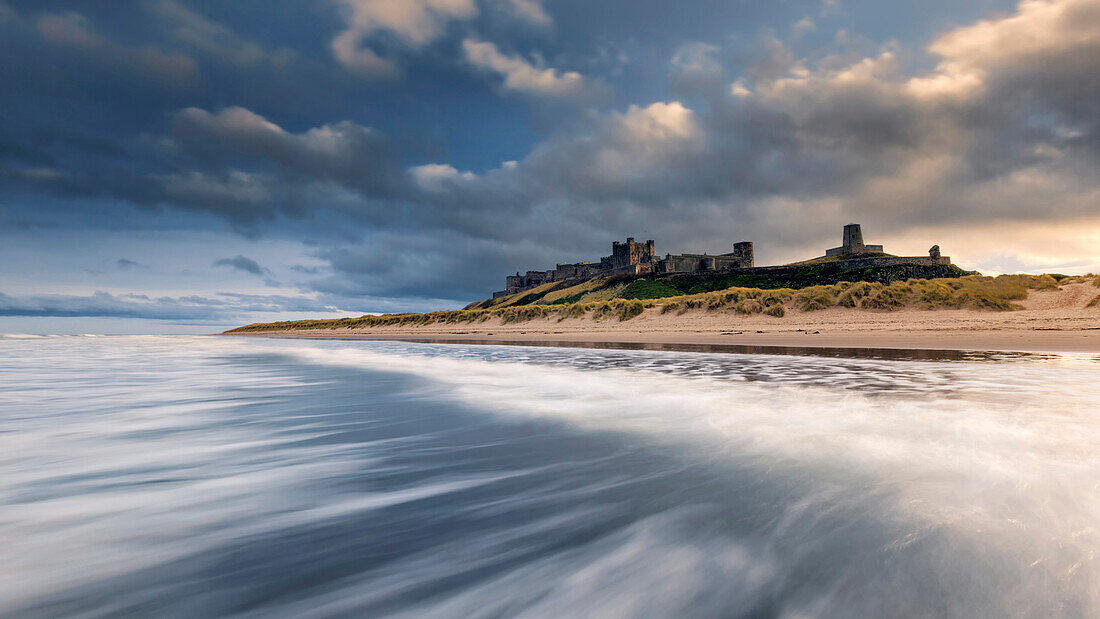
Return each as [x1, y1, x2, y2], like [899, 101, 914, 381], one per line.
[230, 281, 1100, 353]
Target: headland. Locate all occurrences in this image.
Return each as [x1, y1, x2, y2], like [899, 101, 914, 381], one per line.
[225, 224, 1100, 353]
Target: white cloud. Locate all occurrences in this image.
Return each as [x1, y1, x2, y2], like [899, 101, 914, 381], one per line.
[338, 0, 477, 44]
[930, 0, 1100, 74]
[792, 17, 816, 37]
[671, 42, 721, 75]
[729, 79, 752, 97]
[499, 100, 706, 208]
[331, 0, 477, 77]
[920, 0, 1100, 102]
[331, 33, 400, 78]
[410, 163, 476, 191]
[591, 101, 702, 183]
[500, 0, 551, 26]
[462, 38, 592, 98]
[615, 101, 699, 142]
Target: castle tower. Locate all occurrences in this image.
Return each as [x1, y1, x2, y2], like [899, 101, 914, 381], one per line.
[842, 223, 864, 250]
[826, 223, 884, 257]
[608, 237, 655, 268]
[731, 241, 754, 267]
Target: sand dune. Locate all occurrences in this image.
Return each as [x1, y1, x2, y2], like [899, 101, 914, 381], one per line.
[231, 282, 1100, 353]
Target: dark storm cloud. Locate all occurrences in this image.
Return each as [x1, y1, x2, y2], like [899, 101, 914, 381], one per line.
[173, 107, 402, 193]
[213, 254, 267, 276]
[116, 258, 145, 270]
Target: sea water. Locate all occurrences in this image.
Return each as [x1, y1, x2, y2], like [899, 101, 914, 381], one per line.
[1, 335, 1098, 617]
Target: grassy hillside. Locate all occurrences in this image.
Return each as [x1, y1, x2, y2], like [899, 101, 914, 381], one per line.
[466, 262, 972, 309]
[225, 273, 1078, 334]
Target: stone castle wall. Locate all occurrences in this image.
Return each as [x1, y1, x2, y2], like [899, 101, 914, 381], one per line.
[707, 255, 951, 277]
[656, 241, 755, 274]
[816, 255, 951, 269]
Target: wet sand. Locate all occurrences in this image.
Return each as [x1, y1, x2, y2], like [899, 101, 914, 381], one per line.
[233, 329, 1100, 354]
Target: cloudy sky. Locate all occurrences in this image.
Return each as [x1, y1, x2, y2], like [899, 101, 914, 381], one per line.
[2, 0, 1099, 333]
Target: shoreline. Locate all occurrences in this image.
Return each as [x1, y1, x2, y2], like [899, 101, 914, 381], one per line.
[226, 326, 1100, 355]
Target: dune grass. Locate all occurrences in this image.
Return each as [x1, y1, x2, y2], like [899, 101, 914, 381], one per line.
[224, 274, 1070, 333]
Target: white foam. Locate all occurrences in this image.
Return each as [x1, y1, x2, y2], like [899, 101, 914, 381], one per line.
[274, 343, 1100, 611]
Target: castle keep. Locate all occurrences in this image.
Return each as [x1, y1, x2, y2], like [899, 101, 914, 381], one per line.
[494, 223, 949, 298]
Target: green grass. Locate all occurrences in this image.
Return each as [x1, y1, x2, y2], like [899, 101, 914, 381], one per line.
[617, 299, 646, 320]
[617, 279, 683, 300]
[549, 291, 590, 305]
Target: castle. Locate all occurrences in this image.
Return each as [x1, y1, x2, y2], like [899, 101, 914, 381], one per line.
[494, 223, 949, 298]
[499, 238, 754, 297]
